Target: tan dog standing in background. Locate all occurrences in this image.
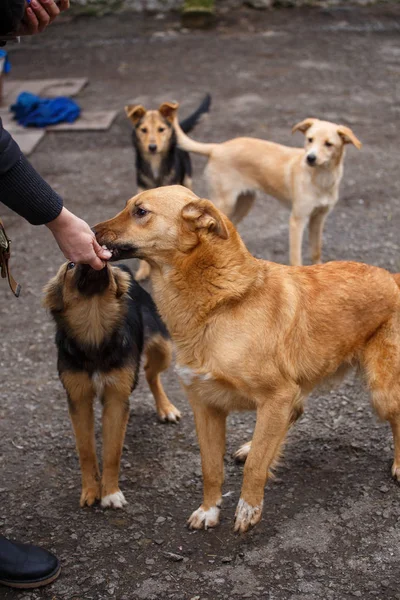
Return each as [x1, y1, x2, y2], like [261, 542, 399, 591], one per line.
[95, 185, 400, 533]
[172, 111, 361, 266]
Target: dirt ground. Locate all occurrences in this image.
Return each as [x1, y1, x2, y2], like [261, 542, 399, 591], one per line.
[1, 5, 400, 600]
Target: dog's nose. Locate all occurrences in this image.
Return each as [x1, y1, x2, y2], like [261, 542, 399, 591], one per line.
[148, 144, 157, 153]
[307, 153, 317, 166]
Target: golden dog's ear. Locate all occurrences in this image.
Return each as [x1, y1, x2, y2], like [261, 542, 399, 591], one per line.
[292, 118, 317, 134]
[125, 104, 146, 124]
[337, 126, 362, 149]
[42, 277, 64, 312]
[181, 200, 229, 240]
[158, 102, 179, 123]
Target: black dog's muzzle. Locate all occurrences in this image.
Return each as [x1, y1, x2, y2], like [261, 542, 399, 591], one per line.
[75, 263, 110, 296]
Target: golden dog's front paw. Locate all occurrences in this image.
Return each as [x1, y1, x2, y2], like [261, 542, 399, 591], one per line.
[233, 441, 252, 463]
[158, 403, 182, 424]
[80, 484, 100, 508]
[101, 490, 128, 509]
[234, 498, 263, 533]
[187, 503, 221, 530]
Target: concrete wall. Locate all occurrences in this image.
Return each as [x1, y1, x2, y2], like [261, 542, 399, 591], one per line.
[70, 0, 398, 15]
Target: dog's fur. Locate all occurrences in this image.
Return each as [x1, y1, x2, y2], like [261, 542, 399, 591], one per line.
[95, 185, 400, 533]
[125, 94, 211, 281]
[171, 108, 361, 266]
[43, 262, 180, 509]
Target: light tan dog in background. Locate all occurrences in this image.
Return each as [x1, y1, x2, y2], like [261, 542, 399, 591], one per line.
[172, 110, 361, 266]
[95, 185, 400, 534]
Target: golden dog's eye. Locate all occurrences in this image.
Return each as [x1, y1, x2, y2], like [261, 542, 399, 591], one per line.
[67, 262, 75, 270]
[134, 207, 148, 218]
[308, 137, 313, 143]
[325, 141, 333, 147]
[158, 127, 165, 133]
[141, 127, 148, 134]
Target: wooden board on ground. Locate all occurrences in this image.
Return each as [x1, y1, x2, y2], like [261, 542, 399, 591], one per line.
[6, 126, 45, 155]
[1, 77, 88, 106]
[47, 110, 118, 131]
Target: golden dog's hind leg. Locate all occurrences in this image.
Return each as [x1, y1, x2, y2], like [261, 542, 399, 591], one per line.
[144, 335, 181, 423]
[100, 369, 132, 509]
[144, 334, 181, 423]
[234, 399, 304, 463]
[235, 385, 300, 533]
[187, 397, 227, 530]
[390, 418, 400, 481]
[61, 371, 100, 508]
[308, 206, 330, 264]
[362, 317, 400, 481]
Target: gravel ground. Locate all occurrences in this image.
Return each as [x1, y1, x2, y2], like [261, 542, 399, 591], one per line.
[1, 5, 400, 599]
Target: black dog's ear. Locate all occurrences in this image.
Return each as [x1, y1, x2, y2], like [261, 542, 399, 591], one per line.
[43, 277, 64, 312]
[114, 268, 131, 299]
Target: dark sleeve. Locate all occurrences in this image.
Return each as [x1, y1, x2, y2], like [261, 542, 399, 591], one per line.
[0, 0, 25, 36]
[0, 118, 63, 225]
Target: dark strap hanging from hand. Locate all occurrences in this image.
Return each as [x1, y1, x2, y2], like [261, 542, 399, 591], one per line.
[0, 217, 21, 297]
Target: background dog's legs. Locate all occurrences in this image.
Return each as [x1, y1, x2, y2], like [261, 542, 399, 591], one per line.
[289, 212, 308, 266]
[235, 386, 300, 533]
[309, 206, 330, 264]
[211, 190, 237, 221]
[362, 317, 400, 481]
[205, 167, 238, 221]
[62, 371, 99, 508]
[144, 336, 181, 423]
[230, 192, 256, 225]
[187, 397, 227, 530]
[100, 370, 132, 509]
[135, 260, 151, 282]
[183, 175, 193, 190]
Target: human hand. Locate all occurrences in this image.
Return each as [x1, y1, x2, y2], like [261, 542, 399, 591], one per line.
[46, 208, 112, 270]
[17, 0, 70, 36]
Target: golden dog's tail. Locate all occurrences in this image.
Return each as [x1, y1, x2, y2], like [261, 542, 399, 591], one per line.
[173, 114, 217, 157]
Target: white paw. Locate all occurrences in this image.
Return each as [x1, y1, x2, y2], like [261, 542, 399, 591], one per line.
[233, 441, 252, 463]
[187, 503, 221, 530]
[159, 405, 182, 423]
[101, 491, 128, 509]
[234, 498, 263, 533]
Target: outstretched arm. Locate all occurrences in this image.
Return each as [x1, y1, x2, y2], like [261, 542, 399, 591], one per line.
[0, 119, 111, 269]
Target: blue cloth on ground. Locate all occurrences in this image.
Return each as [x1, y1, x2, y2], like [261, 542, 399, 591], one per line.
[11, 92, 81, 127]
[0, 49, 11, 74]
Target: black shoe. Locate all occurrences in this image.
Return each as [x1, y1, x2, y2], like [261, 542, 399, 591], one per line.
[0, 535, 60, 589]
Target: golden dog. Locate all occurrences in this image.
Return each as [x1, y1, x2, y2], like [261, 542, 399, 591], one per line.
[95, 185, 400, 533]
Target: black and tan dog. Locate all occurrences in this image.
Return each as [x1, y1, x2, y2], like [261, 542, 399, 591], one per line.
[126, 94, 211, 193]
[43, 262, 180, 509]
[125, 94, 211, 282]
